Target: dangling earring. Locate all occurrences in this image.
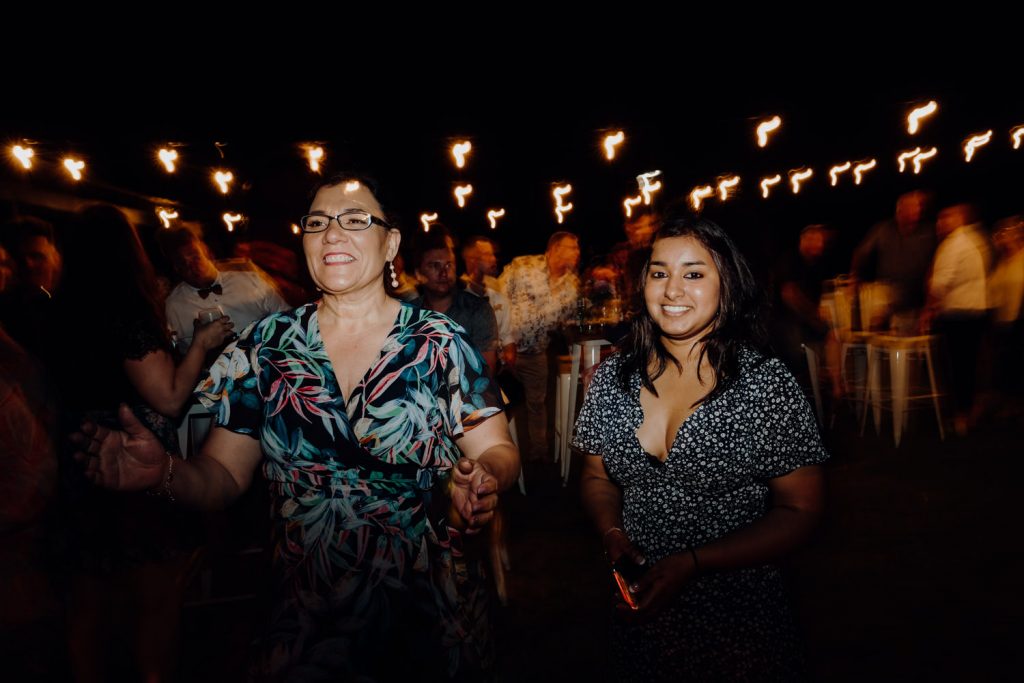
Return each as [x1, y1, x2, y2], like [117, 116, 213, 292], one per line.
[388, 261, 400, 289]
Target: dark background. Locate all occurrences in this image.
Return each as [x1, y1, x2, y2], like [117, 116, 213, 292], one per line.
[4, 74, 1021, 277]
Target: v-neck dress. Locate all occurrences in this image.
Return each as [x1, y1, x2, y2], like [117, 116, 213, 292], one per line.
[571, 348, 829, 681]
[196, 300, 502, 681]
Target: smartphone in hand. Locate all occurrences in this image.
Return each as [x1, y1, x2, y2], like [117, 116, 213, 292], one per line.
[612, 557, 648, 610]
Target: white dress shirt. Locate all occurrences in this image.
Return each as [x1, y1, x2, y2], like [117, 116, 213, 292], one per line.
[929, 224, 992, 314]
[166, 264, 289, 350]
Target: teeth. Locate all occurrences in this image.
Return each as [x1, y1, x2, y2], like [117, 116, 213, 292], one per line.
[662, 305, 691, 313]
[325, 254, 354, 264]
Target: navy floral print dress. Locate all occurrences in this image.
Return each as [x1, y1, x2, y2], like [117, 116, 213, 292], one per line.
[197, 301, 502, 681]
[571, 348, 829, 681]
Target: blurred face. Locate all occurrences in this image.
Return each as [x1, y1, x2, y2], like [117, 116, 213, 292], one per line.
[546, 237, 580, 274]
[172, 238, 219, 288]
[18, 235, 61, 292]
[419, 247, 456, 298]
[799, 228, 826, 261]
[644, 236, 721, 343]
[625, 215, 657, 249]
[896, 192, 926, 229]
[937, 206, 965, 239]
[303, 183, 400, 298]
[468, 240, 498, 278]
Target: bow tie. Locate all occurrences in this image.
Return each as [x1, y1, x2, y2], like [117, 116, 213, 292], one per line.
[197, 283, 223, 299]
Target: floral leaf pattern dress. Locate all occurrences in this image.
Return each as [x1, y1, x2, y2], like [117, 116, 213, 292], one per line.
[197, 301, 502, 681]
[571, 348, 829, 681]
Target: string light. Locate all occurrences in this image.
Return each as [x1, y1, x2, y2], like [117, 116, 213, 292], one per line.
[756, 116, 782, 147]
[603, 131, 624, 160]
[907, 101, 937, 134]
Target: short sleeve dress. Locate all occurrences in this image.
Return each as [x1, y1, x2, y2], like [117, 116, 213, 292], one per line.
[196, 300, 502, 681]
[571, 348, 829, 681]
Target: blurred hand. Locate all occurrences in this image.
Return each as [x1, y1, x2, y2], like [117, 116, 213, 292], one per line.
[500, 344, 517, 370]
[449, 457, 499, 535]
[602, 527, 645, 566]
[70, 403, 168, 491]
[193, 315, 235, 351]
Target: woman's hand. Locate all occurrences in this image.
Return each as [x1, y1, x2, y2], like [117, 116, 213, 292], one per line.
[449, 457, 499, 535]
[192, 315, 235, 352]
[618, 551, 698, 620]
[70, 403, 168, 491]
[603, 527, 645, 566]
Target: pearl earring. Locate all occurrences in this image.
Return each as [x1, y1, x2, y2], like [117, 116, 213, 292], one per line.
[389, 261, 400, 289]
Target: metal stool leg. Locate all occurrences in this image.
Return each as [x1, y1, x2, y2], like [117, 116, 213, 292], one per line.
[891, 347, 909, 447]
[803, 344, 824, 427]
[923, 344, 945, 440]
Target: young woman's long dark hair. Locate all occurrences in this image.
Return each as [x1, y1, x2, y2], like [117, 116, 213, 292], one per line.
[618, 212, 768, 405]
[58, 204, 167, 334]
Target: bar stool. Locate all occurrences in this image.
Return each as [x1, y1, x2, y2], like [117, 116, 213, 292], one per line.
[861, 334, 944, 446]
[553, 356, 573, 466]
[560, 338, 612, 486]
[802, 343, 825, 427]
[830, 284, 872, 415]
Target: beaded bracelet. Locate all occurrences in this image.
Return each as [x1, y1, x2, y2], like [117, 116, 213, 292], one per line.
[147, 453, 176, 503]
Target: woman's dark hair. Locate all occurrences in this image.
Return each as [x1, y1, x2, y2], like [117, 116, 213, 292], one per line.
[59, 204, 167, 334]
[618, 211, 767, 405]
[309, 172, 401, 235]
[412, 224, 457, 266]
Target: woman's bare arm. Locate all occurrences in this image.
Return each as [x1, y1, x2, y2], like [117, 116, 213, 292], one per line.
[124, 317, 234, 418]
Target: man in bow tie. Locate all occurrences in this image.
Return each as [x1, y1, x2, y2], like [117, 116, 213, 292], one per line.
[159, 226, 288, 352]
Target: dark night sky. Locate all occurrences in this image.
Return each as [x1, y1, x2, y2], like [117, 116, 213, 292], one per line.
[3, 71, 1021, 278]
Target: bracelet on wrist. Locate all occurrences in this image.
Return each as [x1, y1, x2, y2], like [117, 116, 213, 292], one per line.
[147, 452, 176, 503]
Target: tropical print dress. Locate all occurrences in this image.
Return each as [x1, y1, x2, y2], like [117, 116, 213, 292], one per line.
[196, 301, 502, 682]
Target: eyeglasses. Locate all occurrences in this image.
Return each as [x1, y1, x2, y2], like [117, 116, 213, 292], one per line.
[299, 210, 393, 233]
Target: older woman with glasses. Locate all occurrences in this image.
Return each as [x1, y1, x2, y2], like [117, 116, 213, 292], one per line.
[73, 174, 520, 682]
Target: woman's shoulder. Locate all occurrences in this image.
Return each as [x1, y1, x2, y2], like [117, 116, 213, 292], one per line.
[241, 302, 316, 342]
[596, 349, 626, 371]
[735, 346, 802, 394]
[589, 349, 629, 390]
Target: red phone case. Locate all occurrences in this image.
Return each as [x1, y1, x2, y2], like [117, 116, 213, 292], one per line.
[612, 568, 639, 610]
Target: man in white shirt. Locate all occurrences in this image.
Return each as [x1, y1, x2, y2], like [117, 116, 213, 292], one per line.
[158, 227, 289, 351]
[923, 204, 992, 434]
[499, 232, 580, 460]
